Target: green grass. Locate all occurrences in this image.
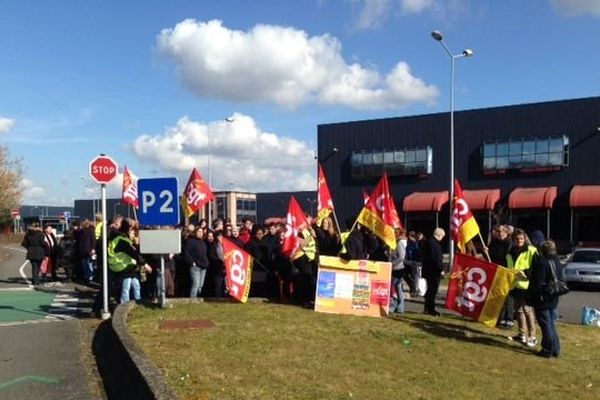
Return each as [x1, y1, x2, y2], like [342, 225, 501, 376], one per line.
[129, 303, 600, 400]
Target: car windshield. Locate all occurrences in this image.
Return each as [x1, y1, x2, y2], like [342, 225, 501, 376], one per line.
[572, 251, 600, 264]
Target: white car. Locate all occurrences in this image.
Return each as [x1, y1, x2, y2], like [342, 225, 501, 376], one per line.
[563, 248, 600, 288]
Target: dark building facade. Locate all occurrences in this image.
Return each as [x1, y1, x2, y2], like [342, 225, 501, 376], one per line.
[318, 96, 600, 248]
[256, 191, 317, 223]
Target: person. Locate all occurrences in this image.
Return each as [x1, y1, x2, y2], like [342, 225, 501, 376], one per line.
[339, 217, 368, 261]
[21, 223, 46, 286]
[43, 224, 59, 282]
[314, 216, 340, 257]
[107, 219, 152, 303]
[506, 228, 538, 348]
[422, 228, 445, 316]
[404, 231, 421, 297]
[528, 240, 562, 358]
[78, 219, 97, 283]
[184, 227, 209, 298]
[206, 230, 225, 297]
[489, 225, 513, 329]
[389, 228, 407, 313]
[291, 217, 318, 306]
[57, 229, 77, 282]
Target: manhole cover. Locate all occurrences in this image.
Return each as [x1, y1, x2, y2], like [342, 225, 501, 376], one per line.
[159, 319, 215, 330]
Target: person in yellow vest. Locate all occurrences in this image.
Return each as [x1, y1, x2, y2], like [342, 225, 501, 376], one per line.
[292, 215, 317, 307]
[506, 228, 539, 348]
[108, 218, 152, 303]
[94, 213, 103, 240]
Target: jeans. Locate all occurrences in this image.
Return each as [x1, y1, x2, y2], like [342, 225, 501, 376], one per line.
[391, 269, 404, 313]
[30, 260, 41, 285]
[535, 307, 561, 356]
[190, 266, 207, 298]
[81, 256, 96, 282]
[121, 276, 141, 303]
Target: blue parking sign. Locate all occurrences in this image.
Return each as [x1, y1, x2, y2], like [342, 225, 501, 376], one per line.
[137, 177, 179, 226]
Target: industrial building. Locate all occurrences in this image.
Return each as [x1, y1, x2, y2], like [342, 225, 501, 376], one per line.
[318, 96, 600, 250]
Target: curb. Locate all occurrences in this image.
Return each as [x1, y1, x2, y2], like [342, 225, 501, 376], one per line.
[110, 302, 178, 400]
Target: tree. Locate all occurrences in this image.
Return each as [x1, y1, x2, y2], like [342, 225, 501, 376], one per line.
[0, 145, 23, 227]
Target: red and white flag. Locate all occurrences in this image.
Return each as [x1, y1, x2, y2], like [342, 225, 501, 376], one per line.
[282, 196, 309, 257]
[316, 164, 334, 226]
[222, 237, 253, 303]
[357, 173, 402, 249]
[180, 168, 214, 219]
[121, 166, 138, 208]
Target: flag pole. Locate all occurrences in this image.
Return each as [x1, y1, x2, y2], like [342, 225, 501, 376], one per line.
[477, 232, 491, 262]
[132, 204, 138, 221]
[331, 209, 342, 236]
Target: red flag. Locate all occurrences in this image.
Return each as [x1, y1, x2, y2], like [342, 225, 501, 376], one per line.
[316, 164, 334, 226]
[282, 196, 309, 257]
[357, 174, 402, 249]
[445, 253, 517, 327]
[451, 180, 480, 252]
[222, 237, 253, 303]
[180, 168, 214, 219]
[121, 166, 138, 207]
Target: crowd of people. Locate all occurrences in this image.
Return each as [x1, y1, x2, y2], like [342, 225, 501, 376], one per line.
[21, 213, 562, 358]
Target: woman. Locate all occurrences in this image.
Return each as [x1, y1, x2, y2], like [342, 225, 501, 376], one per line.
[528, 240, 562, 358]
[315, 216, 341, 257]
[183, 227, 209, 298]
[21, 223, 46, 285]
[389, 228, 407, 313]
[506, 228, 538, 347]
[206, 230, 225, 297]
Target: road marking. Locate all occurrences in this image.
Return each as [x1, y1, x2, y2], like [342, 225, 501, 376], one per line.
[0, 375, 59, 390]
[18, 260, 33, 287]
[0, 287, 33, 291]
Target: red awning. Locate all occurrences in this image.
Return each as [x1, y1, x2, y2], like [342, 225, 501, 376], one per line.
[463, 189, 501, 211]
[570, 185, 600, 208]
[508, 187, 557, 209]
[403, 191, 449, 212]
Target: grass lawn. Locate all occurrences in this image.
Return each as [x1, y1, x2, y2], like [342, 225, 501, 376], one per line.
[129, 303, 600, 400]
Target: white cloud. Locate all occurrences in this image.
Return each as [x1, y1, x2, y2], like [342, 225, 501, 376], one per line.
[551, 0, 600, 16]
[156, 19, 438, 110]
[354, 0, 393, 30]
[21, 178, 45, 202]
[400, 0, 435, 14]
[0, 117, 15, 134]
[131, 113, 315, 192]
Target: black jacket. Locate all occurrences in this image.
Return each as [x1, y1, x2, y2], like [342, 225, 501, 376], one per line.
[527, 254, 561, 310]
[340, 230, 368, 261]
[183, 237, 209, 269]
[22, 230, 46, 261]
[314, 228, 340, 257]
[488, 238, 510, 267]
[422, 237, 444, 278]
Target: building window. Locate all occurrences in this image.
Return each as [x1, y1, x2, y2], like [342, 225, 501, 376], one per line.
[482, 135, 569, 173]
[351, 146, 433, 178]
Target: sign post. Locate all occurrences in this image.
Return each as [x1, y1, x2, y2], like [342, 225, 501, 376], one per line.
[138, 177, 180, 308]
[89, 154, 118, 320]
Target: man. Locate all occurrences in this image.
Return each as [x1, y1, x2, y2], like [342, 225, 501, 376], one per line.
[43, 224, 59, 282]
[422, 228, 445, 316]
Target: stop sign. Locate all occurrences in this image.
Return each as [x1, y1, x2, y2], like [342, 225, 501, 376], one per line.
[89, 155, 118, 184]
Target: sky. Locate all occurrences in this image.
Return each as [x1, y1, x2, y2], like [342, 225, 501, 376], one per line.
[0, 0, 599, 207]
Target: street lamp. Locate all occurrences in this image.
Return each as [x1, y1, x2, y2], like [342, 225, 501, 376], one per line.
[208, 117, 235, 223]
[431, 30, 474, 268]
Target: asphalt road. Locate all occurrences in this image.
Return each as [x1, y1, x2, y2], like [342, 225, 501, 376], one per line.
[0, 244, 98, 399]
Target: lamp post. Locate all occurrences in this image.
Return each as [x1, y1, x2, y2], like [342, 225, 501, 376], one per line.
[431, 30, 474, 269]
[207, 117, 235, 223]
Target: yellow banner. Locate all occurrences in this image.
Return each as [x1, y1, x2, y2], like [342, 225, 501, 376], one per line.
[356, 208, 396, 250]
[319, 255, 381, 273]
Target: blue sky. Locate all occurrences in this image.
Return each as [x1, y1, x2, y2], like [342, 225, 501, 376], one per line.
[0, 0, 598, 206]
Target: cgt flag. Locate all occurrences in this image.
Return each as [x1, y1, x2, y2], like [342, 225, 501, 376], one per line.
[445, 253, 517, 327]
[451, 180, 480, 252]
[180, 168, 214, 219]
[222, 237, 253, 303]
[281, 196, 309, 257]
[316, 164, 334, 226]
[356, 173, 401, 250]
[121, 166, 138, 207]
